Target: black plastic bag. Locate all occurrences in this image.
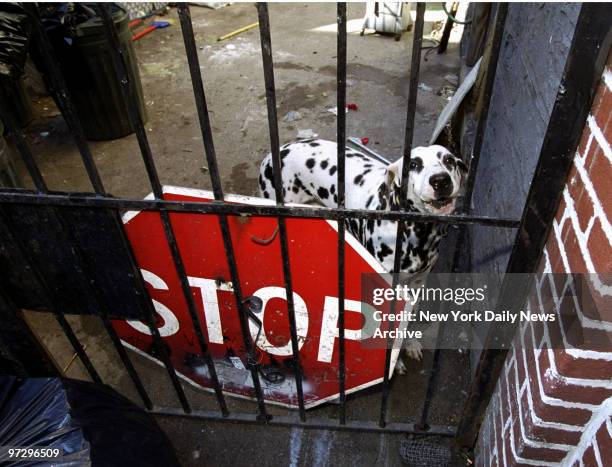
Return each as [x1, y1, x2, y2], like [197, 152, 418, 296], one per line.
[0, 376, 180, 466]
[0, 3, 31, 78]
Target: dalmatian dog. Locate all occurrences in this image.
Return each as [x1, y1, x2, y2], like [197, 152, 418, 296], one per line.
[258, 138, 466, 373]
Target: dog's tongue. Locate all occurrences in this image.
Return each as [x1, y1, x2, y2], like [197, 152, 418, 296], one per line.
[436, 203, 455, 215]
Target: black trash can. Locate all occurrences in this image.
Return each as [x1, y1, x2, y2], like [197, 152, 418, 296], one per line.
[49, 6, 146, 141]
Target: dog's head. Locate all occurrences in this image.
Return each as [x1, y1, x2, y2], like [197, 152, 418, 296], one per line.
[385, 145, 467, 215]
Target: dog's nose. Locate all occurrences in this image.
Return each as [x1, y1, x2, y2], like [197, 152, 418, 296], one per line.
[429, 173, 452, 197]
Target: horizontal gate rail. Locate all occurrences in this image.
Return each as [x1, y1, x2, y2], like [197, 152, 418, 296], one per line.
[152, 406, 457, 436]
[0, 190, 520, 227]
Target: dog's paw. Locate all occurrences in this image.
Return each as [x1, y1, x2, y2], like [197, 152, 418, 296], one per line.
[395, 356, 408, 375]
[405, 339, 423, 361]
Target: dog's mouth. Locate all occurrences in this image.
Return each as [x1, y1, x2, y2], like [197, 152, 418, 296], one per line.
[426, 197, 453, 209]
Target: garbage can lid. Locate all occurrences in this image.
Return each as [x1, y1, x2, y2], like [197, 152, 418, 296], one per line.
[74, 7, 127, 37]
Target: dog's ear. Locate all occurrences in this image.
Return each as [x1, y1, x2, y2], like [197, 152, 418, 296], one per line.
[385, 158, 403, 188]
[456, 158, 468, 175]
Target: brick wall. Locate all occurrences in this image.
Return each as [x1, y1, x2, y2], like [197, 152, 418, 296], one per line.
[474, 55, 612, 465]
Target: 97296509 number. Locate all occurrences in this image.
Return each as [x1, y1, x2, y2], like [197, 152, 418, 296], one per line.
[0, 446, 63, 461]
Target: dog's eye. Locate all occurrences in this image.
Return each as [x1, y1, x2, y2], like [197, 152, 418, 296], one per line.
[409, 161, 420, 170]
[443, 155, 455, 166]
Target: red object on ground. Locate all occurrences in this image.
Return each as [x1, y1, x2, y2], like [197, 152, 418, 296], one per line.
[360, 137, 369, 145]
[113, 186, 404, 409]
[131, 21, 170, 42]
[346, 103, 359, 111]
[128, 18, 143, 29]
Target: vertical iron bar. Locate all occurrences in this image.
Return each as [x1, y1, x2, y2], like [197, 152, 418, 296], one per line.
[24, 4, 106, 194]
[255, 2, 306, 421]
[99, 4, 197, 413]
[24, 4, 157, 409]
[0, 104, 47, 192]
[336, 2, 347, 425]
[461, 3, 507, 212]
[176, 4, 224, 201]
[174, 3, 268, 419]
[379, 2, 425, 428]
[456, 2, 611, 447]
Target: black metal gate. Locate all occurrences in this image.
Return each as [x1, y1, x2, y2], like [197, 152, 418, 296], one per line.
[0, 2, 608, 456]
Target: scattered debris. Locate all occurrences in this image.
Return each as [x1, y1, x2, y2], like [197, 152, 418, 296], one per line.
[198, 2, 230, 10]
[326, 103, 358, 116]
[208, 39, 259, 64]
[63, 345, 87, 373]
[39, 131, 49, 138]
[283, 110, 301, 122]
[321, 91, 328, 97]
[132, 21, 171, 42]
[437, 85, 456, 100]
[218, 21, 259, 42]
[443, 73, 459, 86]
[297, 129, 318, 138]
[200, 166, 208, 173]
[418, 82, 433, 92]
[360, 137, 369, 145]
[326, 107, 347, 116]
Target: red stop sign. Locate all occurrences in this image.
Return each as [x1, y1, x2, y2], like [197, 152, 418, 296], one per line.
[113, 186, 403, 408]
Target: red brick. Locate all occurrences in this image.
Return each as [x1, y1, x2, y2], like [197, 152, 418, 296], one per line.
[551, 348, 612, 380]
[538, 348, 611, 405]
[595, 420, 612, 465]
[574, 188, 595, 234]
[583, 141, 603, 175]
[592, 86, 612, 142]
[499, 371, 512, 425]
[555, 196, 568, 225]
[588, 218, 612, 272]
[522, 345, 594, 425]
[557, 294, 611, 352]
[562, 221, 590, 273]
[583, 275, 612, 323]
[581, 444, 599, 467]
[577, 127, 592, 157]
[545, 237, 565, 273]
[588, 149, 612, 217]
[509, 405, 568, 462]
[503, 424, 539, 467]
[568, 171, 586, 209]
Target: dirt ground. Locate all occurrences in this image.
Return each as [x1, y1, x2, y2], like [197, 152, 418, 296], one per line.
[14, 3, 470, 466]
